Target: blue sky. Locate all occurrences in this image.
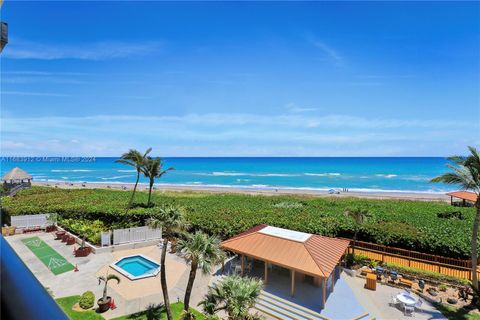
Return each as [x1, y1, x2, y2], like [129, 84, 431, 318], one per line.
[1, 1, 479, 156]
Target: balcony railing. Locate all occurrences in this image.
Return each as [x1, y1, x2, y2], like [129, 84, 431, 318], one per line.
[1, 236, 68, 320]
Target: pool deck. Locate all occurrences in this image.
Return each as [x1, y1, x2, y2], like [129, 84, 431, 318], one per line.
[4, 232, 213, 319]
[6, 232, 448, 319]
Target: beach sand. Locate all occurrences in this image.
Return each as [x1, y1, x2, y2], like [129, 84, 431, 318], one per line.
[32, 181, 450, 202]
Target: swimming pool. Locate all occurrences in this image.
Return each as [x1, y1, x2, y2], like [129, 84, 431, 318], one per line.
[110, 254, 160, 280]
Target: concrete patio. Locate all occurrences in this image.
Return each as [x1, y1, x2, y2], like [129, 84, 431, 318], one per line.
[4, 232, 213, 319]
[222, 255, 448, 320]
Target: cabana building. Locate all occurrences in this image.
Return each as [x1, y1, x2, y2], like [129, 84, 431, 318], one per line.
[2, 167, 33, 193]
[221, 224, 350, 310]
[446, 191, 478, 207]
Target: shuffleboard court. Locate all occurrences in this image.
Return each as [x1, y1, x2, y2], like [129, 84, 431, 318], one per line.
[22, 236, 75, 275]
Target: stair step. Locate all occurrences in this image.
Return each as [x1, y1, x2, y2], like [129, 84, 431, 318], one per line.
[258, 295, 319, 320]
[256, 300, 305, 320]
[259, 291, 327, 319]
[255, 303, 296, 320]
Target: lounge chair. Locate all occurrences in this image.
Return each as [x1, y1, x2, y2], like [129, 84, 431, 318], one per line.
[414, 299, 423, 310]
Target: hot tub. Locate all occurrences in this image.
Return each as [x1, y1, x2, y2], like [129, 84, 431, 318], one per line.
[110, 254, 160, 280]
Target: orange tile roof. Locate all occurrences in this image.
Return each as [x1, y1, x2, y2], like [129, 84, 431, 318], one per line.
[221, 225, 350, 278]
[446, 191, 478, 202]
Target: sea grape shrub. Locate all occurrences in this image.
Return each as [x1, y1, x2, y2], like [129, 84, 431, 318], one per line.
[2, 186, 475, 259]
[79, 291, 95, 309]
[60, 219, 104, 245]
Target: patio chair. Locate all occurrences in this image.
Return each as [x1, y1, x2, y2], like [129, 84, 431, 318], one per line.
[404, 305, 415, 317]
[389, 294, 399, 307]
[414, 299, 423, 310]
[389, 271, 398, 283]
[234, 265, 242, 275]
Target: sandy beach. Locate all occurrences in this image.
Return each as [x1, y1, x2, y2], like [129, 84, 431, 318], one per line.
[31, 181, 450, 202]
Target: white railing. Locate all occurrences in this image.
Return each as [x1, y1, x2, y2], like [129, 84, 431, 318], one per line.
[112, 226, 162, 245]
[11, 214, 48, 228]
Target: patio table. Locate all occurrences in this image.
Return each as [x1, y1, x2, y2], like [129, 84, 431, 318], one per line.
[397, 293, 417, 306]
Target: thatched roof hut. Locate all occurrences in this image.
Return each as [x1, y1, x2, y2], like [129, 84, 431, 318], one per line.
[2, 167, 32, 182]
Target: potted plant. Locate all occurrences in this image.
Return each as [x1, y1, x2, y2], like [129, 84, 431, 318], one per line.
[55, 229, 66, 240]
[61, 233, 69, 242]
[66, 235, 76, 245]
[428, 286, 438, 297]
[97, 273, 120, 312]
[46, 213, 58, 232]
[75, 236, 92, 257]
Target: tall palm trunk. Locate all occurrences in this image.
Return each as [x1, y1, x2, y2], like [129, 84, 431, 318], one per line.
[128, 170, 141, 208]
[472, 202, 480, 290]
[147, 178, 154, 207]
[161, 237, 173, 320]
[352, 229, 357, 256]
[183, 260, 198, 311]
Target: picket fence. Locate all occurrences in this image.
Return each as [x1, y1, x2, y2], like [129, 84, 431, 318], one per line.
[112, 226, 162, 245]
[11, 214, 48, 228]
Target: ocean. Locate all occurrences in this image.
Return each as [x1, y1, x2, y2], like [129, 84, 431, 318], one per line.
[0, 157, 454, 194]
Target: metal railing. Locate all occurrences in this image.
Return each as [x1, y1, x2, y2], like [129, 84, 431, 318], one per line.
[1, 236, 68, 320]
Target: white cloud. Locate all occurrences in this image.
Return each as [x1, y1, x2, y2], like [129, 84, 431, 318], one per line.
[1, 112, 476, 156]
[285, 103, 318, 113]
[305, 33, 344, 66]
[3, 39, 162, 60]
[1, 91, 70, 97]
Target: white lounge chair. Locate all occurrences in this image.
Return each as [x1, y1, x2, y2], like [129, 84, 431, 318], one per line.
[414, 299, 423, 310]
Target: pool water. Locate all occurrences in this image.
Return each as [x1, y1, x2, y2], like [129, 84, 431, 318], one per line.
[111, 255, 160, 280]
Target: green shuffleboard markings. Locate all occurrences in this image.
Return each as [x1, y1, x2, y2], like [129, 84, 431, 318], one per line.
[22, 236, 75, 275]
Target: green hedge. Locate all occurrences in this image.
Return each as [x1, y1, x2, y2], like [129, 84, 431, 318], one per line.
[2, 187, 476, 259]
[79, 291, 95, 310]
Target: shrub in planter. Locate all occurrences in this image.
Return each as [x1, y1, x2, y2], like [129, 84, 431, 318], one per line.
[66, 236, 76, 245]
[447, 297, 458, 304]
[79, 291, 95, 310]
[46, 225, 57, 232]
[75, 246, 91, 257]
[55, 230, 66, 240]
[428, 287, 438, 297]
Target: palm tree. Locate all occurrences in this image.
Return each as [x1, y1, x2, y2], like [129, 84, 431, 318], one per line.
[98, 273, 120, 303]
[147, 206, 188, 320]
[115, 148, 152, 208]
[344, 207, 369, 256]
[177, 231, 225, 312]
[431, 146, 480, 289]
[199, 275, 263, 320]
[141, 157, 174, 207]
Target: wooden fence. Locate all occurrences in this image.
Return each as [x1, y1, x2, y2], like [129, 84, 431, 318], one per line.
[345, 239, 479, 281]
